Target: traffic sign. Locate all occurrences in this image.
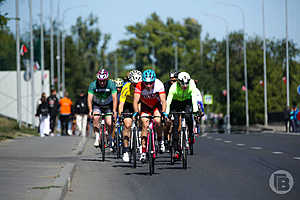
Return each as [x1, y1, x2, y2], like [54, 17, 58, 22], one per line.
[297, 85, 300, 95]
[204, 94, 213, 105]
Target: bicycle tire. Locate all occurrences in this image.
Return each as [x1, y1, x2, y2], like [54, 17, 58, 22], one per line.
[170, 134, 174, 165]
[182, 130, 187, 169]
[116, 127, 121, 159]
[132, 127, 137, 168]
[148, 130, 154, 176]
[189, 134, 194, 155]
[101, 126, 105, 161]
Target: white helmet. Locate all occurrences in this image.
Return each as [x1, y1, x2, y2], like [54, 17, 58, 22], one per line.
[178, 72, 191, 85]
[129, 70, 142, 84]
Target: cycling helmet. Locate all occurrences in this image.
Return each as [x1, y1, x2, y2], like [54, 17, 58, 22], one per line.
[169, 71, 179, 78]
[142, 69, 156, 82]
[115, 78, 124, 88]
[177, 72, 191, 85]
[129, 70, 142, 84]
[96, 69, 109, 80]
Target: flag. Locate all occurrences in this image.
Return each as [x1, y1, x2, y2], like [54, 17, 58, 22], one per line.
[242, 85, 246, 91]
[282, 76, 287, 84]
[33, 62, 40, 71]
[20, 44, 28, 56]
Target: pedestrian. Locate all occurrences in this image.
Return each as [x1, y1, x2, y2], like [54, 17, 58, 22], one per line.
[59, 92, 73, 136]
[74, 91, 89, 137]
[36, 93, 50, 137]
[283, 106, 290, 132]
[289, 102, 299, 133]
[47, 88, 59, 135]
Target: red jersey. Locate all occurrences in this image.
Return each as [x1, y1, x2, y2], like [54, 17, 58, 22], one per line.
[135, 79, 165, 108]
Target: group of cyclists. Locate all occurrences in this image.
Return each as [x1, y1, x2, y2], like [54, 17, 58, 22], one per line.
[87, 66, 205, 164]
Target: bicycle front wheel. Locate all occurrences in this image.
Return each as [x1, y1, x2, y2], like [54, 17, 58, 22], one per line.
[101, 126, 105, 161]
[182, 130, 187, 169]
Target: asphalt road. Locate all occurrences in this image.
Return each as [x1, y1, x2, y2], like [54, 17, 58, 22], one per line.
[65, 132, 300, 200]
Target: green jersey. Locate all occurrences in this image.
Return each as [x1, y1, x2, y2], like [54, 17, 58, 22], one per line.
[88, 80, 117, 106]
[166, 79, 199, 113]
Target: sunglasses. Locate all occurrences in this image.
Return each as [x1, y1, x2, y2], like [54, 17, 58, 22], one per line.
[144, 82, 154, 86]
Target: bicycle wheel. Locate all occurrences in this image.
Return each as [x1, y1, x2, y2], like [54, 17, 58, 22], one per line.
[101, 126, 105, 161]
[148, 130, 154, 176]
[170, 134, 174, 165]
[189, 133, 194, 155]
[182, 129, 187, 169]
[116, 127, 121, 159]
[132, 126, 137, 168]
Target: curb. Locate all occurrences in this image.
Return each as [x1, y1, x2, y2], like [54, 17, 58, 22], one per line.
[43, 137, 88, 200]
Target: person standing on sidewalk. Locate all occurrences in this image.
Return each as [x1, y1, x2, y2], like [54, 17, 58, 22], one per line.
[59, 92, 73, 136]
[36, 94, 50, 137]
[74, 91, 89, 137]
[47, 89, 59, 134]
[290, 102, 299, 133]
[283, 106, 290, 132]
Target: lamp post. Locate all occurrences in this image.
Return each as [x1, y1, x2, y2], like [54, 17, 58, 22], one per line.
[203, 13, 230, 133]
[61, 5, 88, 95]
[157, 31, 178, 71]
[262, 0, 268, 126]
[217, 2, 249, 128]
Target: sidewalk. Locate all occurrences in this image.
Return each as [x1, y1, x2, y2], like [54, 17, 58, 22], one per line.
[0, 135, 87, 200]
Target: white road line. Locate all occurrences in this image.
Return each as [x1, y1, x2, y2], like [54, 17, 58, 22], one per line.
[201, 133, 208, 137]
[215, 138, 222, 141]
[250, 147, 263, 150]
[293, 157, 300, 160]
[272, 152, 283, 154]
[224, 141, 232, 143]
[207, 136, 212, 139]
[236, 144, 246, 146]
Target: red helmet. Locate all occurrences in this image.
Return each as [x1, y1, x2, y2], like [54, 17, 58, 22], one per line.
[96, 69, 109, 80]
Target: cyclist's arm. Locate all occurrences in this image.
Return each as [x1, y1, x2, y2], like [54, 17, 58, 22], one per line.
[166, 84, 176, 114]
[159, 93, 167, 113]
[112, 92, 117, 114]
[118, 101, 125, 116]
[87, 93, 93, 114]
[133, 93, 140, 113]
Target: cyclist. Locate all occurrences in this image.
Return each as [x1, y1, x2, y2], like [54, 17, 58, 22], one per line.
[166, 72, 204, 159]
[163, 71, 179, 150]
[119, 70, 142, 162]
[115, 78, 124, 96]
[88, 69, 118, 147]
[133, 69, 167, 162]
[164, 71, 178, 96]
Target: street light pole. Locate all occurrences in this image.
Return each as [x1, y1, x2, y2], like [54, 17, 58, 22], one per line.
[40, 0, 44, 93]
[285, 0, 289, 109]
[29, 0, 35, 128]
[203, 13, 230, 133]
[50, 0, 54, 87]
[16, 0, 22, 128]
[262, 0, 268, 126]
[157, 31, 178, 71]
[218, 2, 249, 128]
[56, 0, 61, 97]
[62, 5, 88, 95]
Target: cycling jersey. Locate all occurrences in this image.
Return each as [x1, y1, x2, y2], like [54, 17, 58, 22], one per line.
[135, 79, 165, 108]
[166, 79, 200, 114]
[88, 79, 117, 106]
[119, 82, 136, 104]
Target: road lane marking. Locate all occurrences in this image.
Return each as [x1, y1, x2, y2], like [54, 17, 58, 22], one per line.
[207, 136, 212, 139]
[215, 138, 222, 141]
[293, 157, 300, 160]
[201, 133, 208, 137]
[250, 147, 263, 150]
[272, 152, 283, 154]
[224, 140, 232, 143]
[236, 144, 246, 146]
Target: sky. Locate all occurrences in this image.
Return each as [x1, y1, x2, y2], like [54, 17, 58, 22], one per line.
[2, 0, 300, 52]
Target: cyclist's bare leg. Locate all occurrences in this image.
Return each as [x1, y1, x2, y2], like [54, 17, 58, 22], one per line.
[123, 118, 132, 148]
[153, 110, 162, 141]
[140, 113, 150, 149]
[93, 111, 101, 146]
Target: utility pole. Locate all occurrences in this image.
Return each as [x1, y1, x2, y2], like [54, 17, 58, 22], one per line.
[50, 0, 54, 87]
[29, 0, 35, 128]
[16, 0, 22, 128]
[40, 0, 44, 93]
[262, 0, 268, 126]
[56, 2, 61, 97]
